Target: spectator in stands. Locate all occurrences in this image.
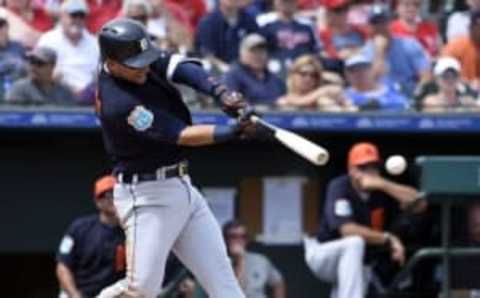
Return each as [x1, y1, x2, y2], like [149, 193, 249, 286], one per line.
[123, 0, 151, 26]
[318, 0, 367, 62]
[241, 0, 274, 18]
[196, 0, 259, 71]
[169, 0, 207, 30]
[6, 47, 77, 105]
[420, 57, 480, 112]
[305, 142, 425, 298]
[390, 0, 441, 57]
[85, 0, 123, 33]
[148, 0, 195, 52]
[362, 4, 431, 97]
[344, 54, 410, 111]
[224, 33, 286, 106]
[223, 220, 286, 298]
[37, 0, 99, 95]
[277, 54, 356, 111]
[446, 0, 480, 42]
[0, 16, 27, 102]
[56, 176, 125, 298]
[443, 11, 480, 89]
[259, 0, 320, 72]
[0, 0, 53, 48]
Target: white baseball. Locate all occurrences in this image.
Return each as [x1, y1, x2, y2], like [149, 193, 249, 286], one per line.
[385, 155, 407, 175]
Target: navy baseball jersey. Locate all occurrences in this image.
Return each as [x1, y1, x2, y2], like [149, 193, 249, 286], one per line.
[317, 174, 396, 242]
[223, 62, 286, 105]
[259, 16, 321, 61]
[97, 52, 192, 175]
[57, 215, 126, 298]
[195, 8, 259, 63]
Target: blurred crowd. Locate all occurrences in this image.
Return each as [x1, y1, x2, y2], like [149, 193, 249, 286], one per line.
[1, 0, 480, 112]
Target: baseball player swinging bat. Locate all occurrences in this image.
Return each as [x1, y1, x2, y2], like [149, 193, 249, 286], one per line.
[250, 115, 330, 166]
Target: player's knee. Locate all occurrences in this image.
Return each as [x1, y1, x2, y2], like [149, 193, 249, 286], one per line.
[126, 281, 159, 298]
[343, 235, 366, 254]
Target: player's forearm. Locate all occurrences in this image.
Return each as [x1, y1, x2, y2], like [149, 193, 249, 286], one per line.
[272, 281, 286, 298]
[56, 263, 81, 297]
[380, 180, 419, 209]
[177, 124, 240, 146]
[177, 125, 215, 146]
[340, 223, 387, 245]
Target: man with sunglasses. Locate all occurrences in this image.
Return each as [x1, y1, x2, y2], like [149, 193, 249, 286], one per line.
[6, 46, 77, 105]
[37, 0, 99, 95]
[56, 175, 125, 298]
[96, 18, 255, 298]
[305, 143, 425, 298]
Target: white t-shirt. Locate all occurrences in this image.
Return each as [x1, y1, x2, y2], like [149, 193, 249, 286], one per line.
[446, 11, 471, 42]
[37, 26, 99, 92]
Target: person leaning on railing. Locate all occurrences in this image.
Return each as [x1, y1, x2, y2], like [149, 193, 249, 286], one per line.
[418, 57, 480, 113]
[276, 54, 356, 111]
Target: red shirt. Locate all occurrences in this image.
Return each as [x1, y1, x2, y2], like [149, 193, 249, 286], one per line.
[166, 0, 206, 29]
[10, 8, 53, 32]
[390, 19, 440, 57]
[86, 0, 123, 33]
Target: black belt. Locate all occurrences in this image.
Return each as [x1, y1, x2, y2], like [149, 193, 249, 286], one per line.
[118, 162, 189, 184]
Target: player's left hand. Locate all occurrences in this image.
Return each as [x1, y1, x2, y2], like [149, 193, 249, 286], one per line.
[214, 85, 248, 117]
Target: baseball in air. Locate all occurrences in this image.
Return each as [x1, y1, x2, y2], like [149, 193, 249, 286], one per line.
[385, 155, 407, 175]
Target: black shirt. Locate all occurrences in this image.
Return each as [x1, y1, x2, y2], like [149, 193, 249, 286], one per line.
[97, 52, 192, 174]
[317, 174, 396, 242]
[57, 215, 126, 298]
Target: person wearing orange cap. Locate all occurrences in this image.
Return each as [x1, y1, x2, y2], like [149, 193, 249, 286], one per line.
[304, 142, 425, 298]
[56, 175, 126, 298]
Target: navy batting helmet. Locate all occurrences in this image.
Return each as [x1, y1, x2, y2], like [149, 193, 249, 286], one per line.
[99, 18, 160, 68]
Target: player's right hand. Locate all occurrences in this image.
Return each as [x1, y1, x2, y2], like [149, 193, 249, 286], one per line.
[389, 235, 406, 266]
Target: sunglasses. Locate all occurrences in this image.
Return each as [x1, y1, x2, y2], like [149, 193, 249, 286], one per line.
[440, 70, 459, 80]
[226, 232, 247, 240]
[296, 70, 318, 78]
[29, 58, 50, 67]
[130, 15, 148, 23]
[70, 12, 87, 19]
[357, 162, 381, 171]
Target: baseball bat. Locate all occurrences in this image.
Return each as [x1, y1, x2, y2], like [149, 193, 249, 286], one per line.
[250, 115, 329, 166]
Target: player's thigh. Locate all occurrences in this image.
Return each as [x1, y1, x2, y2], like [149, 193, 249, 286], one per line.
[172, 185, 243, 298]
[123, 207, 188, 294]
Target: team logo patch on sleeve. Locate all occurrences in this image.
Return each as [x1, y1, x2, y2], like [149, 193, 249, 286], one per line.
[59, 235, 74, 254]
[335, 199, 352, 217]
[128, 105, 154, 131]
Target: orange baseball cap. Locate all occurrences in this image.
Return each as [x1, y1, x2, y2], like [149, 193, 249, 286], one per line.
[94, 175, 116, 200]
[348, 142, 381, 168]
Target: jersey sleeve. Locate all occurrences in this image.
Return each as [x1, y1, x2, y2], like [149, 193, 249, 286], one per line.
[56, 222, 80, 269]
[323, 179, 355, 232]
[265, 257, 284, 286]
[125, 104, 188, 144]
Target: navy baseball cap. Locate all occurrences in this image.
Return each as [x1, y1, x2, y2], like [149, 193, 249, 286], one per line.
[368, 4, 391, 24]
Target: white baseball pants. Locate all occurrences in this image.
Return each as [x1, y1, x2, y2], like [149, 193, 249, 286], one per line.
[97, 175, 245, 298]
[304, 236, 368, 298]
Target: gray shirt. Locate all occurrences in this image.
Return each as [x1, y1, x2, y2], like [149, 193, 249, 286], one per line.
[6, 77, 77, 105]
[242, 252, 283, 298]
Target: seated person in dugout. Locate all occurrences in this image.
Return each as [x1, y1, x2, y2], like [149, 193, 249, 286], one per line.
[304, 142, 427, 298]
